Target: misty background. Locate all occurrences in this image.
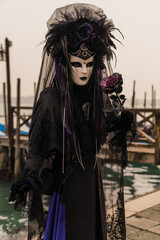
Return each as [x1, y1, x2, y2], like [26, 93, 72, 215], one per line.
[0, 0, 160, 103]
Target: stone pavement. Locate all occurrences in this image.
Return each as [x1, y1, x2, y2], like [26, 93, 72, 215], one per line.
[15, 190, 160, 240]
[126, 190, 160, 240]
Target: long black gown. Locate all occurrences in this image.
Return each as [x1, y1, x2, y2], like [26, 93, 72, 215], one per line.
[17, 83, 131, 240]
[42, 84, 104, 240]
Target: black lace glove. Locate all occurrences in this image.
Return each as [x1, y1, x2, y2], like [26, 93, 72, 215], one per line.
[120, 110, 133, 127]
[109, 110, 136, 168]
[9, 179, 32, 202]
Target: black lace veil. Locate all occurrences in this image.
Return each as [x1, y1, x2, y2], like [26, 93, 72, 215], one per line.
[34, 3, 115, 105]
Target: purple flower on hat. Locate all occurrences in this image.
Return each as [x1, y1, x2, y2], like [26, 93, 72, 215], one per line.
[77, 23, 96, 41]
[100, 73, 123, 94]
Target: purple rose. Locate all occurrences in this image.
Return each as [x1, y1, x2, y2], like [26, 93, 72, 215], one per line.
[77, 23, 96, 41]
[100, 73, 123, 94]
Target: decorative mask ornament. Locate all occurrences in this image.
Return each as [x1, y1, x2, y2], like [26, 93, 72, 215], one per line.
[70, 43, 94, 60]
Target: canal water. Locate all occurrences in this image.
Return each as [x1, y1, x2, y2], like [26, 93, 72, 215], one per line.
[0, 161, 159, 238]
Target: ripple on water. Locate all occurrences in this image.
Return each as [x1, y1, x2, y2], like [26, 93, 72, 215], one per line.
[102, 161, 160, 202]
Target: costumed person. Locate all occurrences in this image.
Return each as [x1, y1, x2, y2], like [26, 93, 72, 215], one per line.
[9, 3, 136, 240]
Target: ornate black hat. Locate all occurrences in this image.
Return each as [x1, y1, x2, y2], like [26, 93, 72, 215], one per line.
[45, 3, 119, 65]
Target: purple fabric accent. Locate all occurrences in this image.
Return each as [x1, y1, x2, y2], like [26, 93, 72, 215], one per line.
[55, 63, 61, 86]
[43, 174, 66, 240]
[65, 115, 72, 135]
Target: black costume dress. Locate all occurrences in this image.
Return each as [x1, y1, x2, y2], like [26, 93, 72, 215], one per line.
[15, 83, 134, 240]
[35, 84, 104, 240]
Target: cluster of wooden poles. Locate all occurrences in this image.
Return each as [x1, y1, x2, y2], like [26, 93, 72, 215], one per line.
[131, 80, 157, 109]
[2, 79, 36, 180]
[0, 38, 160, 181]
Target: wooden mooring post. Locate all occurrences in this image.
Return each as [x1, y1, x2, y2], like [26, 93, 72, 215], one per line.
[155, 112, 160, 165]
[5, 38, 13, 177]
[131, 80, 136, 108]
[144, 91, 146, 109]
[151, 85, 156, 109]
[14, 78, 21, 180]
[34, 82, 36, 97]
[3, 82, 8, 134]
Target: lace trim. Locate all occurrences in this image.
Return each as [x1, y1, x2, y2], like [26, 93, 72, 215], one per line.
[29, 110, 58, 156]
[106, 190, 126, 240]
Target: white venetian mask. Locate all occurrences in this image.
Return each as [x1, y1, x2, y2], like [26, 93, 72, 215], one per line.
[69, 55, 94, 86]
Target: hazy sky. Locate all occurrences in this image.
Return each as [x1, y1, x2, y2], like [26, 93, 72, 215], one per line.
[0, 0, 160, 100]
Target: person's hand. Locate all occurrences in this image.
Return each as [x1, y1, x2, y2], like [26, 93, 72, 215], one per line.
[9, 179, 32, 202]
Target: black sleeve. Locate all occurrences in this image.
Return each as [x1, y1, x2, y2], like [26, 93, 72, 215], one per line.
[107, 110, 136, 168]
[25, 87, 60, 173]
[9, 88, 61, 230]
